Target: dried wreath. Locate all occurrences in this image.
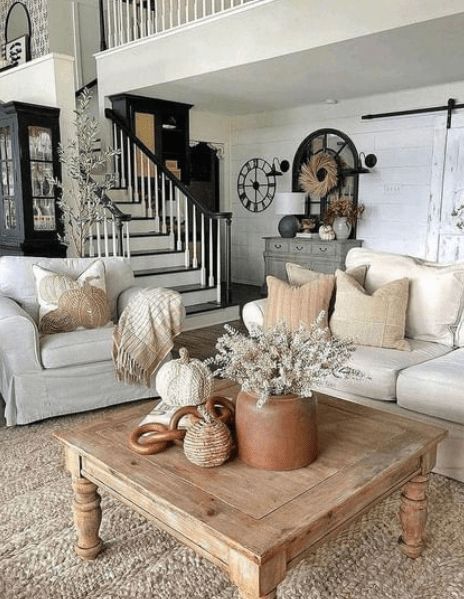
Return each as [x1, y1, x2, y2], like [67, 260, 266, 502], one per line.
[299, 152, 339, 198]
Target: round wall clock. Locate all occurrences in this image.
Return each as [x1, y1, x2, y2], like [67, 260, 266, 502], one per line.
[237, 158, 276, 212]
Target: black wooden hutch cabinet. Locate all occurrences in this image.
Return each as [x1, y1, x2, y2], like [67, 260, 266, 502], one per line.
[0, 102, 66, 257]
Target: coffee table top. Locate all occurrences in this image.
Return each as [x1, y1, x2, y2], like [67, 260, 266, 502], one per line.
[56, 380, 446, 562]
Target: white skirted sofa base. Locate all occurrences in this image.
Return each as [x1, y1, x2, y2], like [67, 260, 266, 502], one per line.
[0, 256, 171, 426]
[242, 248, 464, 483]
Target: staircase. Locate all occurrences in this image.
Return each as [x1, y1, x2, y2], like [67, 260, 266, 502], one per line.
[88, 109, 239, 330]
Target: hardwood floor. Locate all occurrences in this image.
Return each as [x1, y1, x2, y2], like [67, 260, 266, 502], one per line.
[173, 320, 246, 361]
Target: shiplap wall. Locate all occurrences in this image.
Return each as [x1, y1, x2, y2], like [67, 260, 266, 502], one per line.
[228, 81, 464, 285]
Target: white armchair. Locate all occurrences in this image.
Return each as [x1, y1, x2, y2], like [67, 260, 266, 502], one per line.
[0, 256, 164, 426]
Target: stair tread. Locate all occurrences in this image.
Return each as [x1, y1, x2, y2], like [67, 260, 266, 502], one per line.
[130, 248, 183, 256]
[186, 302, 239, 315]
[134, 265, 201, 276]
[171, 284, 216, 293]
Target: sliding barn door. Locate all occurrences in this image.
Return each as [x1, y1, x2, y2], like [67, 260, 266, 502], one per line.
[427, 116, 464, 262]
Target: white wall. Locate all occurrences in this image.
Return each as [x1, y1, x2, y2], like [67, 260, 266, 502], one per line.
[0, 53, 76, 147]
[229, 80, 464, 285]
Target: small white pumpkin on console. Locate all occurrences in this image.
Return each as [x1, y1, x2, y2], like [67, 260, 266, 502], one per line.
[318, 224, 336, 241]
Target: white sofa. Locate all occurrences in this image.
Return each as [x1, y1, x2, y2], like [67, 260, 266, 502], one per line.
[243, 248, 464, 483]
[0, 256, 169, 426]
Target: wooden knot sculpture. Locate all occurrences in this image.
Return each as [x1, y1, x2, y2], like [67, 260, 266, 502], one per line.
[128, 396, 235, 456]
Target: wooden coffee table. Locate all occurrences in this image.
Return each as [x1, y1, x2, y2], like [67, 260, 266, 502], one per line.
[56, 380, 447, 599]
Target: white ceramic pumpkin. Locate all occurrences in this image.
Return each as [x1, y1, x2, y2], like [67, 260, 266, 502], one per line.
[155, 347, 213, 408]
[318, 224, 336, 241]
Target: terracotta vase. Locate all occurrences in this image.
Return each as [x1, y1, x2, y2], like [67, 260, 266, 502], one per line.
[235, 390, 318, 471]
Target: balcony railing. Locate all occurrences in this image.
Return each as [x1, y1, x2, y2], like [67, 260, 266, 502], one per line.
[98, 0, 259, 50]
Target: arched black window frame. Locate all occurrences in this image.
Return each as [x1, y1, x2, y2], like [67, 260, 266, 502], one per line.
[291, 128, 360, 237]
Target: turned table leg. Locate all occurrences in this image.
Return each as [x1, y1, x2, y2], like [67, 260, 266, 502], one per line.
[72, 476, 103, 560]
[399, 473, 429, 558]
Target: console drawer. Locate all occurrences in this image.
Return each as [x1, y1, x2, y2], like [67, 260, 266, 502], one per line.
[289, 240, 311, 255]
[311, 243, 336, 257]
[266, 239, 289, 253]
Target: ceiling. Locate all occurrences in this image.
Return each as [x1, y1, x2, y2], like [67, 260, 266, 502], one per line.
[134, 13, 464, 114]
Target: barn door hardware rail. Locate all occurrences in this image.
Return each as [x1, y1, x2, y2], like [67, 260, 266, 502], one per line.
[362, 98, 464, 129]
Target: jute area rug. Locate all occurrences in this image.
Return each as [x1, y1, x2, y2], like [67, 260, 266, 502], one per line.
[1, 402, 464, 599]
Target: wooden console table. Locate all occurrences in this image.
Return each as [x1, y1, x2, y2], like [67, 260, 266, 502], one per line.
[263, 237, 363, 283]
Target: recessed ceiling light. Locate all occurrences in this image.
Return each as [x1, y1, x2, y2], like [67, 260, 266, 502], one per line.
[324, 98, 338, 105]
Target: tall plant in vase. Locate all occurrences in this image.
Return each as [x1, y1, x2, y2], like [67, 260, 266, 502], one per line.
[53, 89, 119, 257]
[207, 315, 363, 471]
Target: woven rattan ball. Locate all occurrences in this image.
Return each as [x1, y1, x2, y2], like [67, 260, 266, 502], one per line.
[156, 347, 213, 408]
[183, 411, 233, 468]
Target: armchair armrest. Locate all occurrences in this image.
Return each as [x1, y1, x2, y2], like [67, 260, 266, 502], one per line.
[0, 296, 42, 372]
[242, 299, 266, 332]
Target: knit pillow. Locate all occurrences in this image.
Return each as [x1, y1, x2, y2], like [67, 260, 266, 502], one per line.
[264, 274, 335, 331]
[33, 260, 111, 335]
[330, 270, 410, 350]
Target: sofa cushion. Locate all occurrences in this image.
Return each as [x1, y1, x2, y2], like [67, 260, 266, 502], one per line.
[40, 327, 114, 369]
[346, 248, 464, 347]
[330, 270, 410, 351]
[0, 256, 134, 323]
[323, 339, 451, 401]
[397, 349, 464, 424]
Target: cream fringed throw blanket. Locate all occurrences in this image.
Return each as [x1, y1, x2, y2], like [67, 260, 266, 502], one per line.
[112, 288, 185, 386]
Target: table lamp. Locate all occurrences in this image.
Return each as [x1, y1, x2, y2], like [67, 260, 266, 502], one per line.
[275, 192, 306, 238]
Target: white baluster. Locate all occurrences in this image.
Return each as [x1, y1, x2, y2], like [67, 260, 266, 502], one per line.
[161, 172, 167, 233]
[169, 179, 175, 249]
[184, 195, 190, 267]
[118, 0, 124, 43]
[221, 0, 224, 11]
[126, 136, 133, 201]
[194, 0, 198, 21]
[133, 141, 139, 201]
[216, 219, 222, 303]
[208, 218, 214, 287]
[132, 0, 138, 40]
[200, 213, 206, 286]
[202, 0, 206, 18]
[96, 220, 102, 257]
[146, 157, 153, 217]
[112, 123, 119, 185]
[112, 217, 117, 256]
[106, 0, 113, 47]
[147, 0, 152, 34]
[192, 204, 198, 267]
[125, 222, 131, 257]
[177, 0, 181, 26]
[126, 0, 130, 42]
[169, 0, 173, 28]
[154, 163, 160, 232]
[112, 0, 119, 44]
[103, 215, 110, 257]
[119, 129, 126, 188]
[89, 221, 95, 257]
[139, 148, 146, 213]
[176, 187, 182, 251]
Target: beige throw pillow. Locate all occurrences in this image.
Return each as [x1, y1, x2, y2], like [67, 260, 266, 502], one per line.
[33, 260, 111, 335]
[286, 262, 368, 287]
[264, 274, 335, 331]
[330, 270, 410, 350]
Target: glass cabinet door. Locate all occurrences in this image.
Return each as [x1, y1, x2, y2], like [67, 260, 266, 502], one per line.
[0, 125, 17, 232]
[28, 125, 56, 231]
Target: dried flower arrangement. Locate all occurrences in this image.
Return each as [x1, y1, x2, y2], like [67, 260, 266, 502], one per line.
[325, 194, 365, 225]
[206, 314, 363, 408]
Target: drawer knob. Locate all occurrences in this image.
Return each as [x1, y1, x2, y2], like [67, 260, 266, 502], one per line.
[274, 244, 282, 249]
[318, 247, 328, 252]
